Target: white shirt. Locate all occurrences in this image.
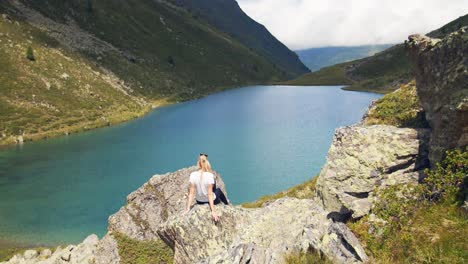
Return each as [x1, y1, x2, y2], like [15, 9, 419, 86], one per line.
[189, 171, 216, 203]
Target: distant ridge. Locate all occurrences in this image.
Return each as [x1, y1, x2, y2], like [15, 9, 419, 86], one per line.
[168, 0, 309, 78]
[284, 14, 468, 93]
[296, 44, 393, 72]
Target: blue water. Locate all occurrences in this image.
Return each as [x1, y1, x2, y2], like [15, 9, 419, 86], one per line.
[0, 85, 380, 246]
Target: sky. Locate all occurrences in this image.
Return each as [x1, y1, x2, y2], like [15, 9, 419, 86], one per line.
[237, 0, 468, 50]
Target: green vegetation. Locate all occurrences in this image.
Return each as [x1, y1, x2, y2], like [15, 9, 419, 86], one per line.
[113, 233, 173, 264]
[0, 247, 22, 262]
[242, 176, 317, 208]
[348, 148, 468, 263]
[284, 14, 468, 93]
[281, 63, 352, 86]
[0, 18, 152, 145]
[0, 0, 295, 146]
[0, 246, 51, 262]
[284, 44, 411, 94]
[363, 80, 429, 128]
[13, 0, 286, 100]
[26, 46, 35, 61]
[284, 248, 333, 264]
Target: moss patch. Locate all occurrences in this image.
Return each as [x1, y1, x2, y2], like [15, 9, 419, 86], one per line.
[283, 248, 334, 264]
[363, 80, 428, 128]
[113, 233, 173, 264]
[242, 176, 317, 208]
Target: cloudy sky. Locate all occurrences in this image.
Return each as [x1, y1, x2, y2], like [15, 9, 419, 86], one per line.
[237, 0, 468, 50]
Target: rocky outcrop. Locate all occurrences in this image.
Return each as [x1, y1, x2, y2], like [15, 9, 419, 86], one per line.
[94, 166, 226, 263]
[407, 27, 468, 163]
[159, 198, 367, 264]
[315, 125, 430, 219]
[2, 235, 98, 264]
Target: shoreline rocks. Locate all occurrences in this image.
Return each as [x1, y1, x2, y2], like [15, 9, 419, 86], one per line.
[2, 235, 99, 264]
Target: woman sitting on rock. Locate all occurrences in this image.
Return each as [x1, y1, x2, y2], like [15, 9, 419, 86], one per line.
[185, 154, 229, 222]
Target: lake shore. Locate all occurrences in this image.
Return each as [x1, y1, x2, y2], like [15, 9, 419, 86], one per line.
[0, 82, 271, 149]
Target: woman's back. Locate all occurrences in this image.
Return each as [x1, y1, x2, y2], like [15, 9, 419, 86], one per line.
[189, 171, 216, 202]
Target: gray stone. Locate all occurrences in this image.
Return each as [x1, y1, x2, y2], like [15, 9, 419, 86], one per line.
[159, 198, 368, 264]
[315, 125, 430, 219]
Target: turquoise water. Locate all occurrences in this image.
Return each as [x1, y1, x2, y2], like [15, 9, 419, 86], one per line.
[0, 85, 380, 246]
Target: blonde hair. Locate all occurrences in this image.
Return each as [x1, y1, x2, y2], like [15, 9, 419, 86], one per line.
[197, 155, 212, 173]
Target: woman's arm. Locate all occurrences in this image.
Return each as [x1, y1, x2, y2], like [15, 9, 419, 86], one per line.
[185, 183, 195, 213]
[207, 184, 219, 222]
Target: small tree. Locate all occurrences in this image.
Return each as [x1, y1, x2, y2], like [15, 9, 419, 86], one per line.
[26, 46, 35, 61]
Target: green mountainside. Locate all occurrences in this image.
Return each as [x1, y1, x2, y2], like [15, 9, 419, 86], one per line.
[0, 0, 293, 145]
[284, 14, 468, 93]
[296, 44, 393, 72]
[167, 0, 309, 77]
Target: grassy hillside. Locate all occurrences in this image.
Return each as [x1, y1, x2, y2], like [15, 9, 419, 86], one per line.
[0, 0, 289, 145]
[167, 0, 309, 78]
[0, 16, 151, 145]
[285, 14, 468, 93]
[296, 44, 393, 72]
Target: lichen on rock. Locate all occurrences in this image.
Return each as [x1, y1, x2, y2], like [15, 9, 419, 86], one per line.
[315, 125, 430, 219]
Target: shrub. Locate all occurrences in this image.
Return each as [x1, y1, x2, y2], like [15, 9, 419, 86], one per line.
[423, 148, 468, 204]
[26, 46, 35, 61]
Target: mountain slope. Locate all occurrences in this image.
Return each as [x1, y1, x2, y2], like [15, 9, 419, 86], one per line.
[296, 44, 392, 72]
[0, 0, 289, 145]
[167, 0, 309, 77]
[284, 14, 468, 93]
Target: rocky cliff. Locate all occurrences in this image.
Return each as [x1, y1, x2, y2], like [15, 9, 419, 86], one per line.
[407, 27, 468, 163]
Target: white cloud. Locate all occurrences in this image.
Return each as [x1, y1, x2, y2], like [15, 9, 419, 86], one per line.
[237, 0, 468, 50]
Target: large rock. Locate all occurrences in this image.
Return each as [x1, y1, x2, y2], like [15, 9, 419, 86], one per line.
[315, 125, 430, 219]
[159, 198, 368, 264]
[106, 166, 225, 240]
[407, 27, 468, 163]
[94, 166, 226, 262]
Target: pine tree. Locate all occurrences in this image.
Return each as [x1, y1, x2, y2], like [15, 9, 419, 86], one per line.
[26, 46, 35, 61]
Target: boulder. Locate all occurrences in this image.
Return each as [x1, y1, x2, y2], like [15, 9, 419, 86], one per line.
[94, 166, 226, 262]
[315, 125, 430, 219]
[407, 28, 468, 163]
[159, 198, 368, 264]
